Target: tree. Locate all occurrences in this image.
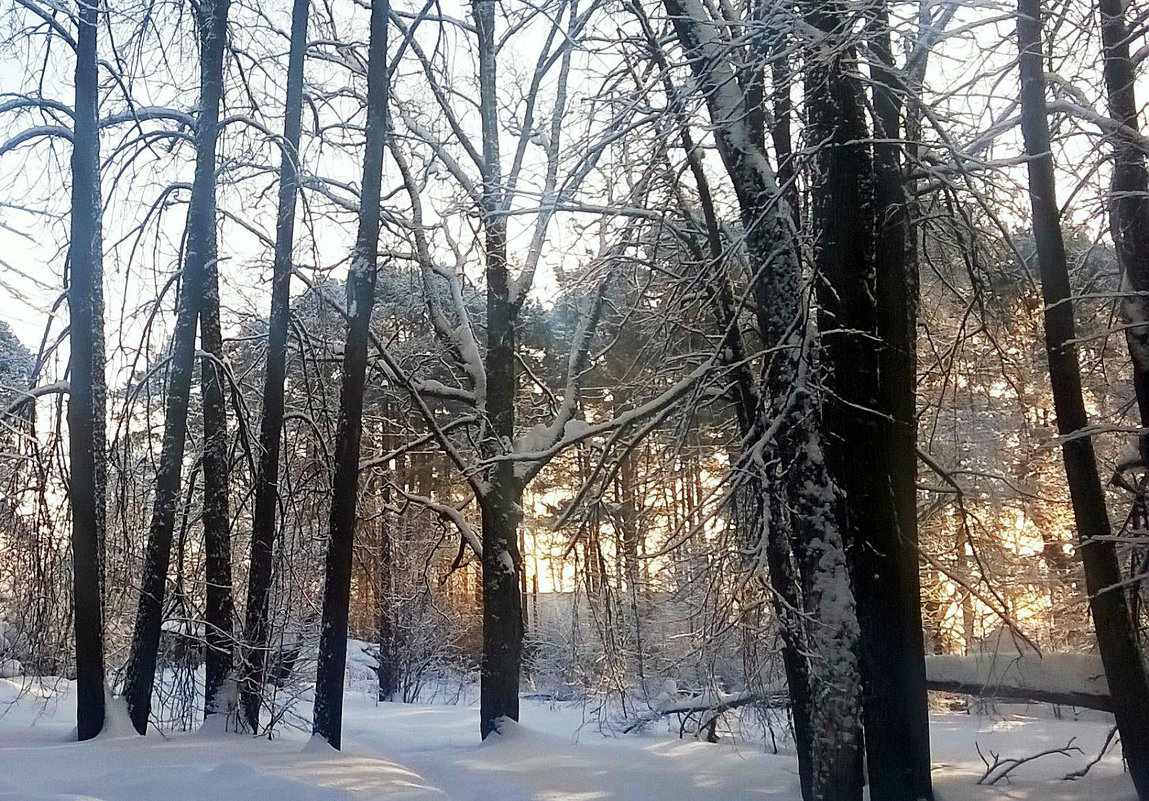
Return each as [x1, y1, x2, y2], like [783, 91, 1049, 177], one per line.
[659, 1, 865, 796]
[472, 0, 524, 739]
[1016, 0, 1149, 795]
[1098, 0, 1149, 459]
[67, 0, 106, 742]
[312, 0, 391, 750]
[386, 0, 618, 739]
[810, 0, 934, 795]
[123, 0, 231, 735]
[240, 0, 310, 733]
[199, 38, 237, 720]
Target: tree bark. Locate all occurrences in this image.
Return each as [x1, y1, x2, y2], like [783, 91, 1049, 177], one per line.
[312, 0, 390, 750]
[377, 416, 398, 702]
[473, 0, 525, 741]
[661, 2, 866, 796]
[200, 191, 234, 719]
[240, 0, 309, 733]
[123, 0, 229, 736]
[1098, 0, 1149, 459]
[67, 0, 106, 742]
[1016, 2, 1149, 795]
[860, 4, 934, 798]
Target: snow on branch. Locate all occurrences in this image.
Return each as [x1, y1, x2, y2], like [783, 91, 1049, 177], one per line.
[3, 381, 69, 415]
[620, 688, 789, 734]
[395, 488, 482, 558]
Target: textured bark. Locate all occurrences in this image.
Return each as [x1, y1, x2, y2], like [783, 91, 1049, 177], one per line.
[661, 2, 865, 797]
[1098, 0, 1149, 457]
[657, 3, 864, 795]
[123, 0, 229, 736]
[1016, 2, 1149, 795]
[669, 59, 818, 795]
[312, 0, 389, 750]
[200, 201, 234, 718]
[67, 0, 106, 742]
[377, 478, 397, 702]
[861, 5, 934, 798]
[240, 0, 309, 733]
[800, 7, 881, 801]
[474, 0, 524, 740]
[376, 417, 398, 702]
[785, 403, 865, 801]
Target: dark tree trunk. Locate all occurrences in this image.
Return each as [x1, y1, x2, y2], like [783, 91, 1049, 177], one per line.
[376, 417, 398, 702]
[240, 0, 309, 733]
[123, 0, 229, 736]
[662, 2, 865, 796]
[377, 487, 396, 701]
[67, 0, 106, 742]
[1098, 0, 1149, 458]
[312, 0, 390, 750]
[801, 8, 883, 801]
[1016, 2, 1149, 795]
[858, 5, 934, 798]
[200, 204, 234, 718]
[474, 0, 524, 741]
[668, 69, 817, 798]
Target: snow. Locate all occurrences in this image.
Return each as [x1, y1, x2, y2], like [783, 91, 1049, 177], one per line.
[0, 664, 1136, 801]
[927, 652, 1111, 707]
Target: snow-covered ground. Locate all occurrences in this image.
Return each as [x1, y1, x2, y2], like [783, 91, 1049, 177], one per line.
[0, 671, 1135, 801]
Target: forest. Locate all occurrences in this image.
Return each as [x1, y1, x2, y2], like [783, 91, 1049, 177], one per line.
[2, 0, 1149, 799]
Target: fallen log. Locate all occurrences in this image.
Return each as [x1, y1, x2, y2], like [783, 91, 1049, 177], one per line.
[620, 689, 790, 734]
[621, 653, 1115, 734]
[925, 653, 1113, 712]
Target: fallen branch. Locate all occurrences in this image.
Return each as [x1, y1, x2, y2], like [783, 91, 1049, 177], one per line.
[1063, 726, 1119, 781]
[620, 689, 789, 734]
[976, 738, 1082, 785]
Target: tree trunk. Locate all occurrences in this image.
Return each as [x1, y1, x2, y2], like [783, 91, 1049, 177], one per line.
[1016, 2, 1149, 795]
[312, 0, 390, 750]
[240, 0, 309, 733]
[661, 2, 865, 796]
[200, 199, 234, 719]
[860, 4, 934, 798]
[67, 0, 106, 742]
[1098, 0, 1149, 458]
[377, 417, 397, 702]
[800, 6, 882, 800]
[474, 0, 524, 740]
[377, 493, 396, 701]
[123, 0, 229, 736]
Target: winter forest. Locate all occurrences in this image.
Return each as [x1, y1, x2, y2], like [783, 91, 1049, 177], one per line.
[5, 0, 1149, 798]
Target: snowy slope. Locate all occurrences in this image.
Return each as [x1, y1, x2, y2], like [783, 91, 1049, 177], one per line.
[0, 671, 1135, 801]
